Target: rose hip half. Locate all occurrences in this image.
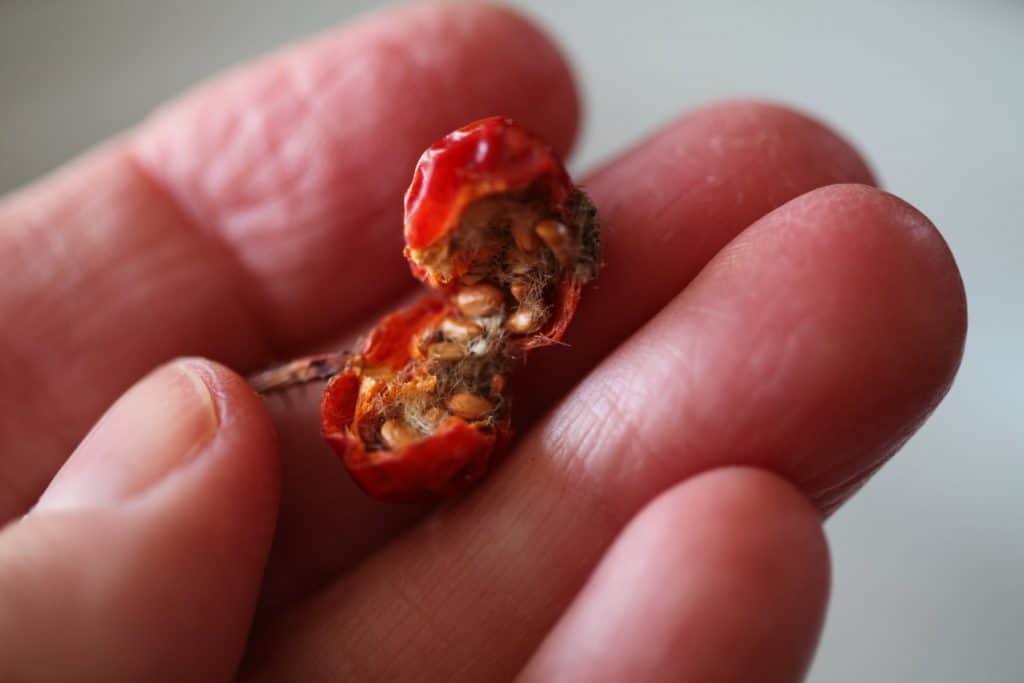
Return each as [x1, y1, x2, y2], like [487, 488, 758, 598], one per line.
[253, 117, 600, 502]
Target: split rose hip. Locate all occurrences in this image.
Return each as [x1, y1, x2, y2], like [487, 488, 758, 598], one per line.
[254, 117, 600, 502]
[318, 294, 510, 502]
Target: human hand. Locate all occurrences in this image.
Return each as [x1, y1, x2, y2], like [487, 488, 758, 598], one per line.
[0, 3, 965, 681]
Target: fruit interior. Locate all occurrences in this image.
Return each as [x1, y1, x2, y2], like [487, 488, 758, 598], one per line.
[360, 190, 592, 452]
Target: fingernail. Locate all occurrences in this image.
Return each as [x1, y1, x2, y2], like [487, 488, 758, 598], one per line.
[37, 361, 220, 511]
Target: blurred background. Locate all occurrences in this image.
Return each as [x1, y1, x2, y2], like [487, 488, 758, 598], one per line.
[1, 1, 1020, 680]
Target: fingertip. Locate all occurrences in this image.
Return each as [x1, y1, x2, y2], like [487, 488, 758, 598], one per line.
[178, 357, 275, 442]
[521, 467, 830, 683]
[768, 183, 967, 405]
[628, 466, 834, 648]
[0, 358, 282, 680]
[812, 183, 966, 332]
[638, 467, 832, 678]
[656, 466, 831, 594]
[166, 357, 282, 517]
[123, 358, 281, 677]
[695, 182, 967, 510]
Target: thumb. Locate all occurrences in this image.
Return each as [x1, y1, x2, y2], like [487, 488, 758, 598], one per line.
[0, 360, 280, 682]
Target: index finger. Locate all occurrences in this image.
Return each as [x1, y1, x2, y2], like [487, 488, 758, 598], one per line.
[0, 2, 578, 519]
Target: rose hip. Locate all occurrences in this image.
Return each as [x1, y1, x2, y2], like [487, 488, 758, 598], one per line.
[252, 117, 600, 502]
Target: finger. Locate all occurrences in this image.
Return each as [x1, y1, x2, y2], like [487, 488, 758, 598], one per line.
[244, 185, 965, 681]
[537, 184, 967, 516]
[0, 360, 279, 681]
[519, 468, 829, 683]
[0, 2, 578, 519]
[516, 99, 875, 419]
[254, 101, 877, 606]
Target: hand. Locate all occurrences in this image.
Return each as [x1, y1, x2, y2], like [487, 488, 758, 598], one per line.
[0, 3, 965, 681]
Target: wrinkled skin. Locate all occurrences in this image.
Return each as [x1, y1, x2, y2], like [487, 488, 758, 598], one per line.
[0, 3, 965, 682]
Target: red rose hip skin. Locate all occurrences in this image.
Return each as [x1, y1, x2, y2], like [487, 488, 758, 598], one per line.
[319, 116, 600, 502]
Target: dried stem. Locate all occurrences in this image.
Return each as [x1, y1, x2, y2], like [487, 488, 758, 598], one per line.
[248, 351, 350, 395]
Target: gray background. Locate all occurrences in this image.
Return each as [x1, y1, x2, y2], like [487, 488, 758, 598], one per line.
[2, 1, 1021, 680]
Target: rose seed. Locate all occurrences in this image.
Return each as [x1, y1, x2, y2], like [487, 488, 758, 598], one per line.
[427, 342, 465, 361]
[441, 318, 483, 341]
[380, 419, 419, 450]
[509, 281, 531, 302]
[447, 392, 494, 420]
[535, 219, 574, 267]
[511, 221, 540, 253]
[423, 407, 449, 427]
[507, 250, 534, 275]
[454, 284, 504, 317]
[506, 306, 543, 334]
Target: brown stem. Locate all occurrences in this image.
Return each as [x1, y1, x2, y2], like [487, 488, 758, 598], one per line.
[247, 351, 350, 395]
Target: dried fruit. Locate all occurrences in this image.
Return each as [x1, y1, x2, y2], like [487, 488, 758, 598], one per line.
[252, 117, 600, 502]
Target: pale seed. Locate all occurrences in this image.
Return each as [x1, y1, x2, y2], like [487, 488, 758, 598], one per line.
[427, 342, 465, 361]
[511, 221, 540, 253]
[507, 251, 534, 275]
[441, 318, 483, 341]
[380, 419, 419, 450]
[416, 328, 440, 353]
[447, 392, 494, 420]
[509, 281, 531, 302]
[454, 284, 504, 317]
[535, 219, 575, 267]
[423, 407, 449, 427]
[506, 306, 543, 334]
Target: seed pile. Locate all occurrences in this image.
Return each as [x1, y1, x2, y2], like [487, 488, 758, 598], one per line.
[365, 192, 597, 451]
[309, 116, 602, 501]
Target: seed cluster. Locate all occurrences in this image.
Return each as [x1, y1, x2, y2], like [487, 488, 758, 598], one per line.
[368, 198, 584, 451]
[312, 116, 602, 502]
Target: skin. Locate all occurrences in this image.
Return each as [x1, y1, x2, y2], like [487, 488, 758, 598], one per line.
[0, 3, 965, 681]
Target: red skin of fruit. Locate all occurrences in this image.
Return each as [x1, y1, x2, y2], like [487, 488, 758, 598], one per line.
[403, 116, 573, 254]
[405, 116, 585, 350]
[322, 117, 583, 502]
[321, 296, 511, 503]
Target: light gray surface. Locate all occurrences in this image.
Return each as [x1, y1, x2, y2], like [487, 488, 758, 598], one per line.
[2, 1, 1021, 680]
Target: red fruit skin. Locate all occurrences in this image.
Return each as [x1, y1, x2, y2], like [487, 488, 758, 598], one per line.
[361, 294, 448, 367]
[403, 116, 588, 349]
[403, 116, 572, 254]
[325, 414, 501, 503]
[320, 297, 511, 503]
[522, 272, 582, 352]
[323, 118, 595, 502]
